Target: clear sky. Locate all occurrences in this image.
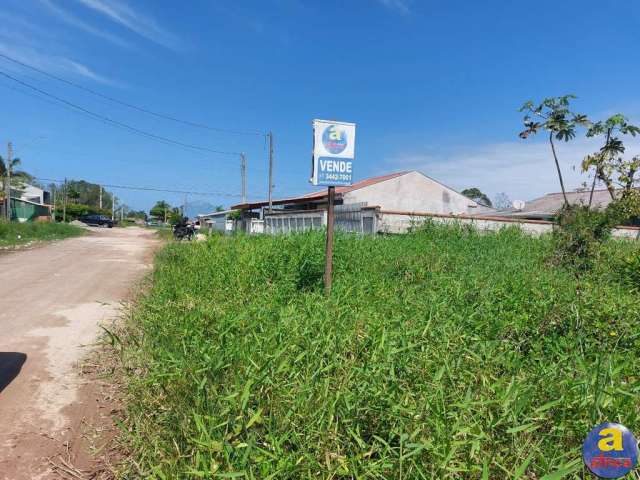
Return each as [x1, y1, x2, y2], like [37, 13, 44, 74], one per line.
[2, 0, 640, 212]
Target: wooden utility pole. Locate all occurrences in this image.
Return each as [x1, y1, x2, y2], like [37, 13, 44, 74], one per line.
[4, 142, 12, 220]
[112, 195, 116, 221]
[240, 153, 247, 204]
[268, 132, 274, 213]
[62, 178, 67, 222]
[324, 186, 335, 295]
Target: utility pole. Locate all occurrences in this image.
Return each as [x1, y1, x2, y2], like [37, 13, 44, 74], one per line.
[4, 142, 12, 220]
[99, 185, 103, 210]
[268, 132, 274, 213]
[51, 186, 56, 222]
[112, 195, 116, 221]
[240, 153, 247, 204]
[62, 178, 67, 222]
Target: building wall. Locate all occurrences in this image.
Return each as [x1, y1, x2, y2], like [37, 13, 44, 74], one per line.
[14, 184, 45, 204]
[378, 211, 640, 239]
[379, 212, 551, 235]
[343, 171, 492, 215]
[10, 198, 52, 222]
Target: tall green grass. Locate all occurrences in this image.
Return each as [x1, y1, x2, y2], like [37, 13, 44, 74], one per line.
[0, 221, 84, 247]
[116, 224, 640, 479]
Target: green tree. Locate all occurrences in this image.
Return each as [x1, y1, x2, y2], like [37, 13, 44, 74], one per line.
[168, 207, 183, 225]
[215, 205, 225, 212]
[64, 180, 113, 210]
[582, 114, 640, 205]
[461, 188, 492, 207]
[519, 95, 589, 206]
[128, 210, 148, 221]
[67, 186, 80, 204]
[150, 201, 171, 222]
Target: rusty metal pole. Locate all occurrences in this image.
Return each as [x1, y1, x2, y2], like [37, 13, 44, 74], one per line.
[324, 186, 335, 295]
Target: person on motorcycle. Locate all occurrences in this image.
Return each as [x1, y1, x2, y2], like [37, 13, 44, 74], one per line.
[173, 216, 194, 240]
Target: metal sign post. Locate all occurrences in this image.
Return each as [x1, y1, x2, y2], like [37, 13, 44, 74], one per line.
[310, 119, 356, 296]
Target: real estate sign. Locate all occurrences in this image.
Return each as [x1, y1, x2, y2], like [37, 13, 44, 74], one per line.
[311, 119, 356, 186]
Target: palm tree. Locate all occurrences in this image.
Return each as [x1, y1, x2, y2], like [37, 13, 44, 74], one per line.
[0, 156, 30, 185]
[0, 155, 27, 201]
[0, 154, 21, 178]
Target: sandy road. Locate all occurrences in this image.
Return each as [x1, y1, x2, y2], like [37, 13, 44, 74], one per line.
[0, 226, 158, 479]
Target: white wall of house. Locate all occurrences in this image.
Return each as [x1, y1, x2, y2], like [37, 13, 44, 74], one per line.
[343, 171, 492, 215]
[379, 212, 552, 235]
[378, 211, 640, 239]
[12, 184, 45, 204]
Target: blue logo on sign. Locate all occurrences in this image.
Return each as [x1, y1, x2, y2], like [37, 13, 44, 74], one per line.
[322, 125, 347, 154]
[583, 422, 638, 478]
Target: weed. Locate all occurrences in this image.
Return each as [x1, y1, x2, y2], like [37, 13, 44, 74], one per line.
[0, 221, 83, 247]
[116, 226, 640, 479]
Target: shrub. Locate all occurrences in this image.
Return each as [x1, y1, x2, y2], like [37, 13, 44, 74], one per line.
[606, 190, 640, 226]
[553, 205, 614, 270]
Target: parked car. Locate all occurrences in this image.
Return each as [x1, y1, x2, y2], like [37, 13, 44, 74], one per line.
[78, 214, 114, 228]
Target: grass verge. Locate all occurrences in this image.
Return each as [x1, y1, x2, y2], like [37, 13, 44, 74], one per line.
[0, 221, 84, 247]
[114, 224, 640, 479]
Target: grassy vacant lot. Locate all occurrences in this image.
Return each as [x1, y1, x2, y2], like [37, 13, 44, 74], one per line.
[116, 224, 640, 479]
[0, 221, 84, 247]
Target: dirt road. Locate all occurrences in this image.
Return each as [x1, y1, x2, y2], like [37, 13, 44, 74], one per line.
[0, 226, 158, 479]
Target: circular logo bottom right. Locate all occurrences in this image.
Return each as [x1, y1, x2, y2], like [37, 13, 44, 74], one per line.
[583, 422, 639, 478]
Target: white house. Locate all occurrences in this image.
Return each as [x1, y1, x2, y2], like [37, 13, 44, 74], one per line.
[11, 183, 48, 205]
[232, 170, 495, 234]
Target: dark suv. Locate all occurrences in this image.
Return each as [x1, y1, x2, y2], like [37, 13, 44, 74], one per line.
[78, 214, 114, 228]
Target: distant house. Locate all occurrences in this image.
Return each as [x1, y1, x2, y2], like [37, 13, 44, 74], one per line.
[491, 188, 638, 222]
[197, 209, 262, 234]
[12, 183, 49, 205]
[197, 209, 235, 233]
[231, 170, 495, 234]
[4, 183, 53, 222]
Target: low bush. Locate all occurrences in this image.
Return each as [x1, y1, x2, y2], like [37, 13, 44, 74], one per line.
[115, 226, 640, 479]
[553, 205, 614, 270]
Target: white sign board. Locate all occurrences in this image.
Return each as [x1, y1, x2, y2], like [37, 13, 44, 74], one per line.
[311, 119, 356, 186]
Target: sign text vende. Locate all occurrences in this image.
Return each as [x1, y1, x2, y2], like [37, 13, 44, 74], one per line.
[311, 119, 356, 187]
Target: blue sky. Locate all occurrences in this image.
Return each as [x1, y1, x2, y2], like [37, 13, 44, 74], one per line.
[2, 0, 640, 212]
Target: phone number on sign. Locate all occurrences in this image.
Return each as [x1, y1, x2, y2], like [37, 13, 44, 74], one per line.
[322, 173, 352, 181]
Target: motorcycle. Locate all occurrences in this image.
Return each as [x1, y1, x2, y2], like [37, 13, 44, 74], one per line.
[173, 222, 196, 241]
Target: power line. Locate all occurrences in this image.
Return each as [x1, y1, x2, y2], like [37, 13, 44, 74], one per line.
[0, 52, 265, 137]
[0, 70, 242, 159]
[35, 177, 266, 198]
